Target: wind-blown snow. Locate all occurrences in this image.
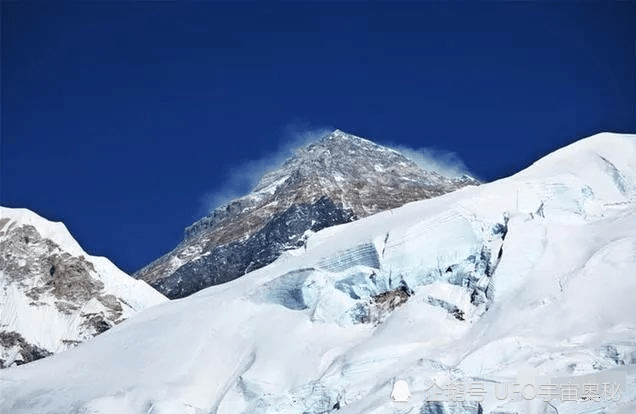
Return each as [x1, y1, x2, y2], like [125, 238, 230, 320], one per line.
[1, 133, 636, 414]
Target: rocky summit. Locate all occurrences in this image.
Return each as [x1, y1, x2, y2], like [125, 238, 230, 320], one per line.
[134, 129, 478, 299]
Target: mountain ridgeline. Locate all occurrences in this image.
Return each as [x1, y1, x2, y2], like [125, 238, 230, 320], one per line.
[4, 132, 636, 414]
[134, 130, 478, 298]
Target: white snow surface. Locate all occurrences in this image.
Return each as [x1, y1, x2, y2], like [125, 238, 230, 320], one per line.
[1, 133, 636, 414]
[0, 207, 167, 359]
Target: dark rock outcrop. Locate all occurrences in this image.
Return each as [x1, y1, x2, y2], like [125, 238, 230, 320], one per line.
[152, 197, 355, 298]
[0, 332, 52, 368]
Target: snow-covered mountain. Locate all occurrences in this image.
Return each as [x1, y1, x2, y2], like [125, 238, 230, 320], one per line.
[134, 129, 478, 299]
[2, 132, 636, 414]
[0, 207, 167, 368]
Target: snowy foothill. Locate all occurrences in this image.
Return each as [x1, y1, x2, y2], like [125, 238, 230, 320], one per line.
[0, 207, 167, 366]
[1, 133, 636, 414]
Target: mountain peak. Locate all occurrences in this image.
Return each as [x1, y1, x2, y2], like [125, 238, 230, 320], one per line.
[134, 131, 479, 298]
[309, 129, 399, 155]
[323, 129, 373, 144]
[263, 130, 422, 190]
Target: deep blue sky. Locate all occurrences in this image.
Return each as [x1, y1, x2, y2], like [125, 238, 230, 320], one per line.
[2, 1, 634, 274]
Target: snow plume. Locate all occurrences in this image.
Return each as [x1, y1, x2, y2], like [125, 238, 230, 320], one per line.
[197, 124, 332, 217]
[393, 145, 474, 179]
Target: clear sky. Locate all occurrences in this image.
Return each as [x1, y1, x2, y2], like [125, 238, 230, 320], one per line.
[2, 1, 634, 274]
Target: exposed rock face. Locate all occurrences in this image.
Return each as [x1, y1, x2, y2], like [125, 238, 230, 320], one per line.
[152, 197, 355, 298]
[0, 207, 167, 368]
[0, 331, 52, 368]
[135, 130, 478, 299]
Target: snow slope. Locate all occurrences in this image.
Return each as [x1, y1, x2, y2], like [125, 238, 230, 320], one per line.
[1, 133, 635, 414]
[0, 207, 167, 367]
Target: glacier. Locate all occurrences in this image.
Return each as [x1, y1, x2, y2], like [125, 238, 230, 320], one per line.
[0, 132, 635, 414]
